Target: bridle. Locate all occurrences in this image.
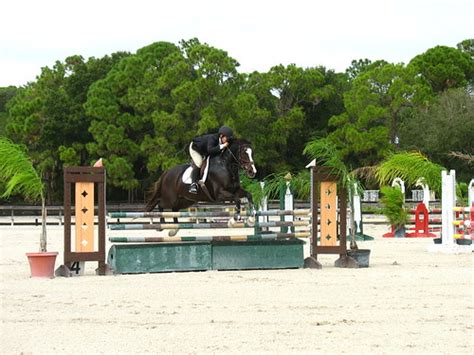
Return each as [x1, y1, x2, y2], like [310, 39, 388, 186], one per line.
[226, 143, 256, 178]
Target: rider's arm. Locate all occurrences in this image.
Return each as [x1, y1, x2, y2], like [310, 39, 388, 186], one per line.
[206, 136, 226, 155]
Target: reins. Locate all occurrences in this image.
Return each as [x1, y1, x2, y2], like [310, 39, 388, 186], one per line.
[227, 145, 250, 173]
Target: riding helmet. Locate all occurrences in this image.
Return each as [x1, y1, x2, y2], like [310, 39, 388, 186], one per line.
[218, 126, 233, 139]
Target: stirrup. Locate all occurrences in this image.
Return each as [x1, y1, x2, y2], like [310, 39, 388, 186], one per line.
[189, 183, 198, 194]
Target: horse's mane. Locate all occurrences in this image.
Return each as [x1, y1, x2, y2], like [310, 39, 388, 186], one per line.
[227, 138, 250, 156]
[230, 138, 251, 147]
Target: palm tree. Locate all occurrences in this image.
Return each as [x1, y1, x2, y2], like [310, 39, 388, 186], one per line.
[375, 151, 444, 194]
[0, 137, 48, 251]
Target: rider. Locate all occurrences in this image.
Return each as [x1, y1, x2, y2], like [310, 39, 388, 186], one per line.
[188, 125, 234, 194]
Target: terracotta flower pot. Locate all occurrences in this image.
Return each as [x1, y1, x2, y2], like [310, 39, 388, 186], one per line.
[26, 252, 58, 278]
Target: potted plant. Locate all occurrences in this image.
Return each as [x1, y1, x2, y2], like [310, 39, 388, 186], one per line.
[375, 152, 445, 238]
[380, 186, 409, 237]
[0, 137, 58, 277]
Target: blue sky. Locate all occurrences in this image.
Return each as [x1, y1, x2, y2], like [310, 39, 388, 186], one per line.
[1, 0, 472, 87]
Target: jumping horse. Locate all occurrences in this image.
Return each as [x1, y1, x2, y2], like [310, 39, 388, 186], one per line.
[145, 139, 257, 233]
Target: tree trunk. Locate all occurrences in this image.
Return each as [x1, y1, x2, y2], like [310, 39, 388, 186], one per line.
[40, 197, 47, 252]
[348, 188, 358, 250]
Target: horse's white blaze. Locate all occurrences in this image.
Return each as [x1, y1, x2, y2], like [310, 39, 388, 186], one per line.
[245, 148, 257, 174]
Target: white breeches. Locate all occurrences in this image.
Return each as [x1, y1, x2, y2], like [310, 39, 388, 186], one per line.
[189, 142, 204, 168]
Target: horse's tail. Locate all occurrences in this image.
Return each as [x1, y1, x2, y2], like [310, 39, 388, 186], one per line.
[145, 174, 164, 212]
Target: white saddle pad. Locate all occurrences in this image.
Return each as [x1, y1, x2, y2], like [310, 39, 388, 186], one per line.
[182, 166, 193, 184]
[182, 159, 210, 185]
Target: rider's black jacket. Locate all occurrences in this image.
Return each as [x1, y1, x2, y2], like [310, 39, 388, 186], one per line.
[191, 134, 224, 156]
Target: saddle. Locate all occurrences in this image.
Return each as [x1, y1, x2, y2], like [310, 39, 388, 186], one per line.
[182, 157, 210, 184]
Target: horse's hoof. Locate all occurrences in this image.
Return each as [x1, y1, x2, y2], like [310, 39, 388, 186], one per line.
[228, 218, 237, 227]
[247, 216, 256, 227]
[168, 229, 178, 237]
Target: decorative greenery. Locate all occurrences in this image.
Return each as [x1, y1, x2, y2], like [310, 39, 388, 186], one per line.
[290, 170, 311, 200]
[0, 137, 44, 201]
[0, 137, 48, 251]
[375, 151, 444, 193]
[303, 137, 359, 195]
[304, 138, 347, 175]
[257, 170, 311, 202]
[239, 175, 266, 210]
[303, 137, 362, 248]
[258, 172, 290, 201]
[456, 182, 469, 206]
[380, 186, 409, 228]
[241, 171, 310, 210]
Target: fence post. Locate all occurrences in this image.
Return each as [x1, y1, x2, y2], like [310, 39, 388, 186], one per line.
[279, 173, 293, 233]
[441, 170, 456, 248]
[257, 181, 268, 233]
[469, 179, 474, 207]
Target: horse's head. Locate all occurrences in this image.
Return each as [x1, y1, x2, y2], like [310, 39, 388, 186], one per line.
[236, 140, 257, 178]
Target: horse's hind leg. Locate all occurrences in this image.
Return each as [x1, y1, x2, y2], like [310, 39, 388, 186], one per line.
[154, 206, 164, 232]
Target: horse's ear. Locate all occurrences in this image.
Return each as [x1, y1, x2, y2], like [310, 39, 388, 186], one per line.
[241, 139, 252, 146]
[230, 138, 251, 151]
[234, 138, 251, 145]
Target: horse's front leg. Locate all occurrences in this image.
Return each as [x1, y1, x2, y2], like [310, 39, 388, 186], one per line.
[234, 198, 242, 222]
[243, 188, 254, 214]
[232, 187, 255, 226]
[239, 187, 256, 226]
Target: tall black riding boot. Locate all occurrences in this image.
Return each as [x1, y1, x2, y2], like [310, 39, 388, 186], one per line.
[189, 166, 200, 194]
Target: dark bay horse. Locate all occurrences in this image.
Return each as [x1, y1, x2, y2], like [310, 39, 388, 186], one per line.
[145, 139, 257, 229]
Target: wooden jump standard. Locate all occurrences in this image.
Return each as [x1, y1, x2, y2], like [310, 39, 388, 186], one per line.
[56, 167, 109, 276]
